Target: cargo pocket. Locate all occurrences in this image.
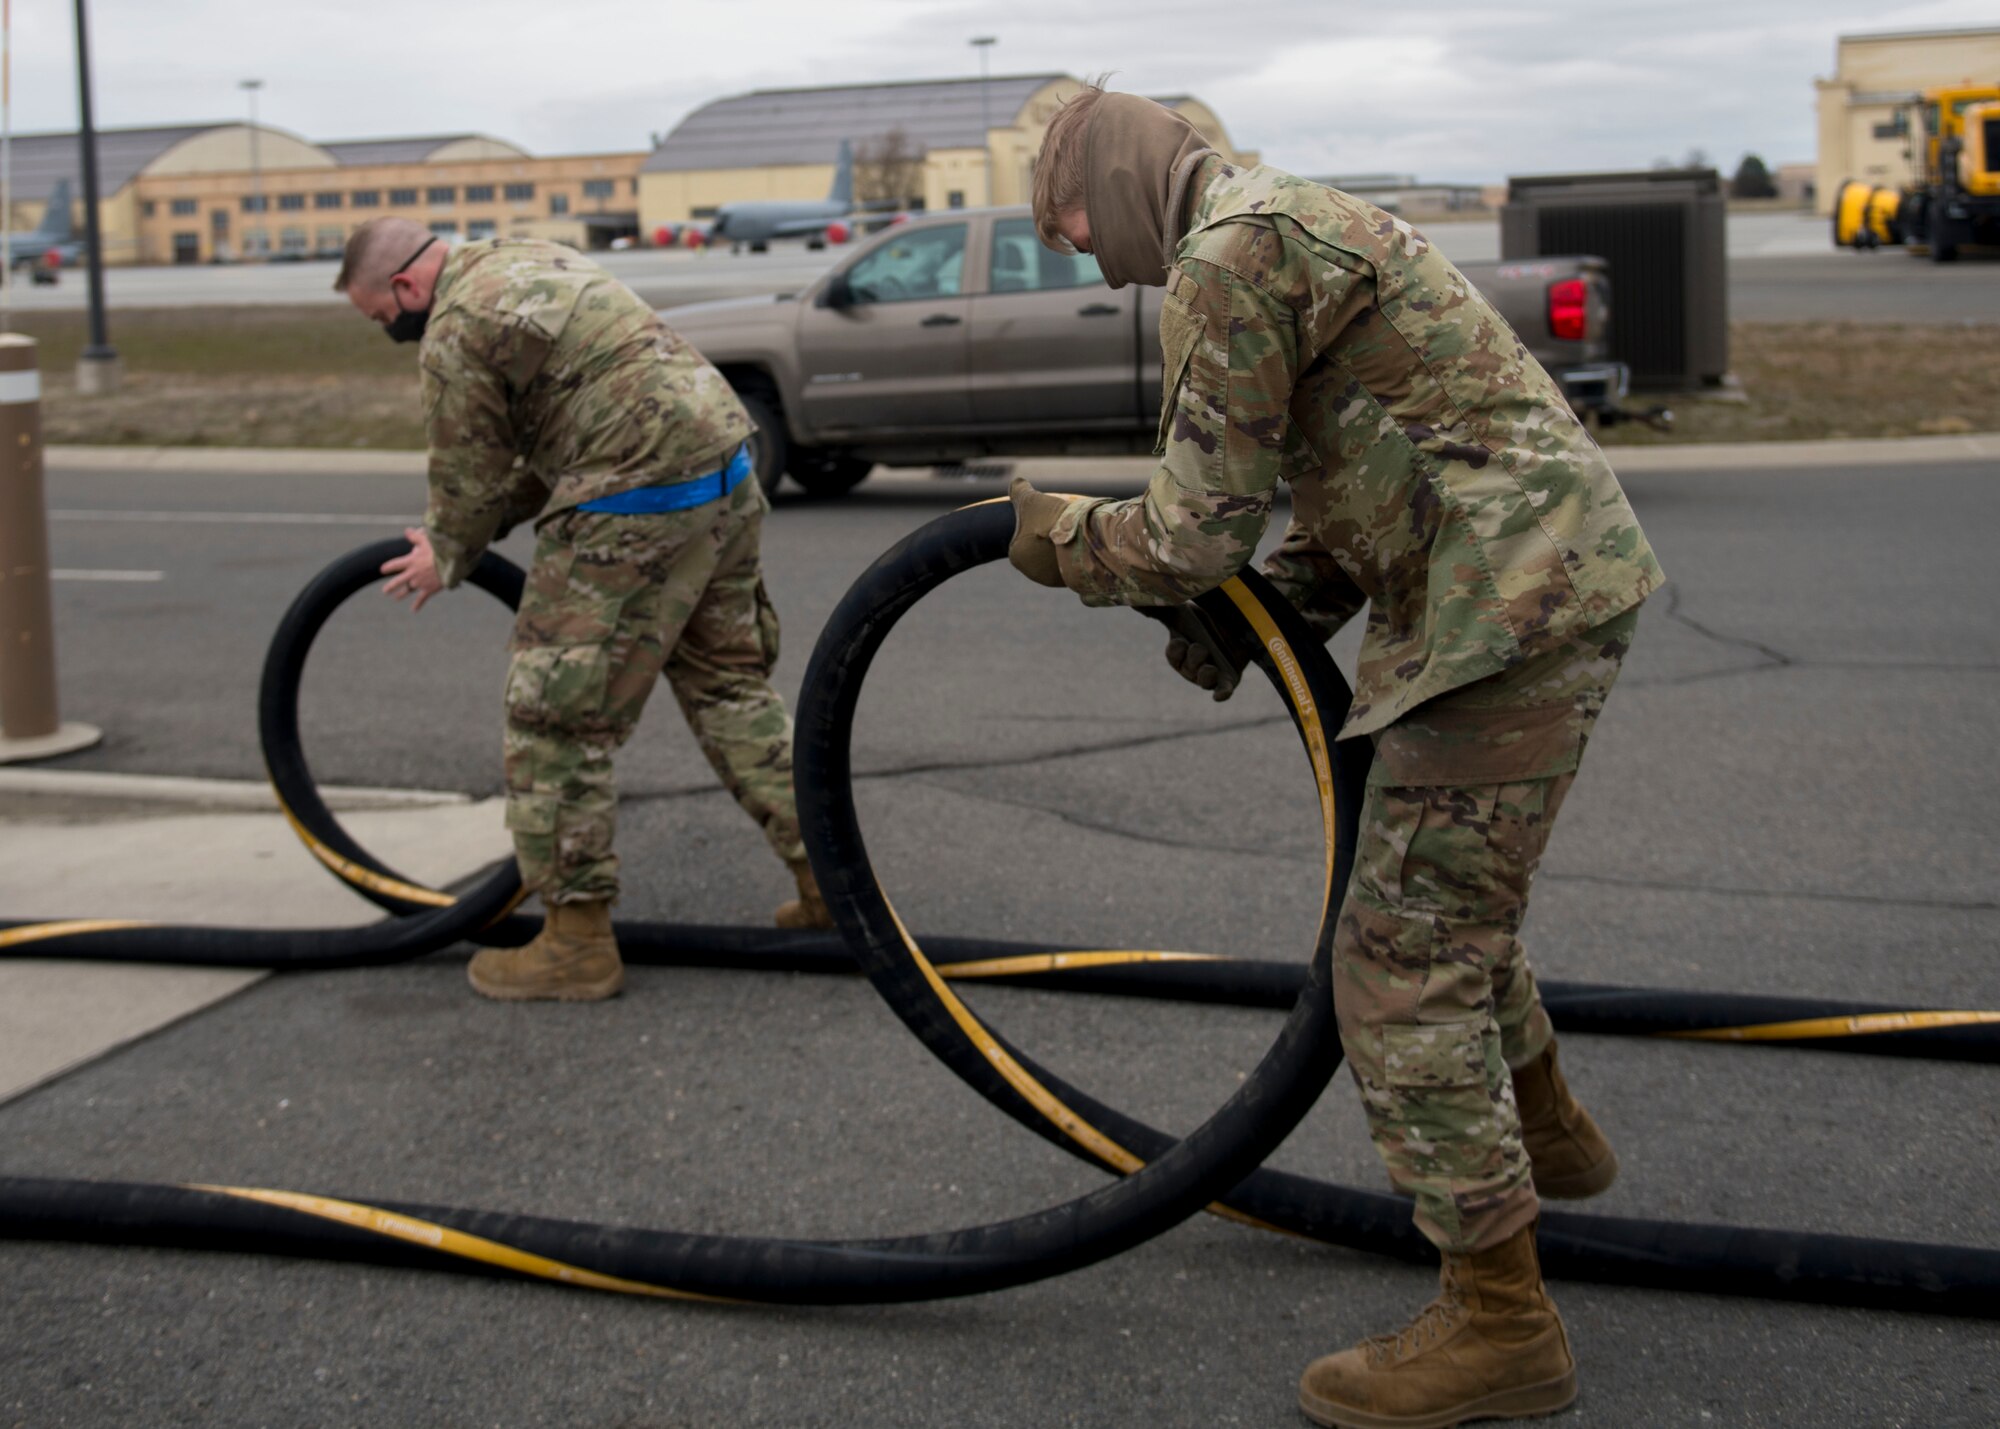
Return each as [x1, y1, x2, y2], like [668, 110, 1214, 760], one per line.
[1382, 1020, 1501, 1170]
[1154, 294, 1204, 456]
[753, 578, 781, 671]
[504, 642, 613, 734]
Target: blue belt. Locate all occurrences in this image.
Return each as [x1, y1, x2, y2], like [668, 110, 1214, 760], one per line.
[576, 444, 752, 515]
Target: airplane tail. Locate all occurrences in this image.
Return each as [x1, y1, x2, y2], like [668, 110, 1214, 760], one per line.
[37, 179, 73, 242]
[826, 140, 853, 208]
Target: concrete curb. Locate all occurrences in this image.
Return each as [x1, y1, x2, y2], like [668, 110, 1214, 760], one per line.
[48, 446, 427, 475]
[0, 767, 469, 812]
[44, 432, 2000, 478]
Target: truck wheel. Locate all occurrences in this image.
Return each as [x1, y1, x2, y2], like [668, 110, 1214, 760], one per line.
[737, 391, 788, 498]
[788, 450, 872, 499]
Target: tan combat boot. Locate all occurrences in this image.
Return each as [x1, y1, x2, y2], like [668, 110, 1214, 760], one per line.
[774, 862, 835, 930]
[466, 901, 623, 1002]
[1513, 1038, 1618, 1199]
[1298, 1224, 1576, 1428]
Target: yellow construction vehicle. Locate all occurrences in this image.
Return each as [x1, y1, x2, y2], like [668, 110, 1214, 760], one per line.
[1834, 82, 2000, 261]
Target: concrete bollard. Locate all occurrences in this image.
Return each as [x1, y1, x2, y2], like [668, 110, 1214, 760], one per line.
[0, 333, 101, 762]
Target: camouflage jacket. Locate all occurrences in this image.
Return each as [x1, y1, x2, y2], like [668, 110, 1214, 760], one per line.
[1049, 161, 1663, 739]
[418, 239, 752, 588]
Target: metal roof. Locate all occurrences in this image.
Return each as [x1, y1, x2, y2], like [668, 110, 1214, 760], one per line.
[2, 123, 225, 202]
[643, 74, 1070, 173]
[318, 134, 525, 166]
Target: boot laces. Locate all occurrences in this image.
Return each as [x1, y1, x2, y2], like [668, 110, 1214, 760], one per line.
[1362, 1271, 1469, 1365]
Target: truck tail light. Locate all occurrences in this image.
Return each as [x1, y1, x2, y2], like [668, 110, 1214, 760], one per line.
[1548, 279, 1588, 342]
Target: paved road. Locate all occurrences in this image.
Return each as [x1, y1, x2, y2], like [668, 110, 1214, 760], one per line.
[3, 454, 1997, 1426]
[6, 212, 1995, 322]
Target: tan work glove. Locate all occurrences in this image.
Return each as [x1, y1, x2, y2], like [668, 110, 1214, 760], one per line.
[1158, 603, 1244, 701]
[1007, 476, 1068, 588]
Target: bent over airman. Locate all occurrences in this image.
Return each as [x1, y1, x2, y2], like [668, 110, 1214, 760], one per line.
[1015, 88, 1664, 1428]
[336, 219, 833, 1003]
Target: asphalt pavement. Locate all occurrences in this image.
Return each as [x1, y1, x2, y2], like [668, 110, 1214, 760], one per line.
[6, 211, 1996, 322]
[2, 448, 1997, 1426]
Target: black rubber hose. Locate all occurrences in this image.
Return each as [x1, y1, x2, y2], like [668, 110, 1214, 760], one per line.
[3, 510, 1995, 1314]
[23, 531, 1992, 1067]
[786, 503, 2000, 1319]
[0, 505, 1366, 1304]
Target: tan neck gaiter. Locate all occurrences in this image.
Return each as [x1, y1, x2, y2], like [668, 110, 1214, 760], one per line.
[1081, 93, 1217, 289]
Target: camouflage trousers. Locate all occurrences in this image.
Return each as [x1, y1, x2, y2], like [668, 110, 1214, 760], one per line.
[1334, 607, 1639, 1253]
[503, 475, 804, 904]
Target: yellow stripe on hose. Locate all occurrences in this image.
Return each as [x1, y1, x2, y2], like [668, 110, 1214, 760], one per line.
[874, 573, 1333, 1242]
[882, 897, 1148, 1173]
[1213, 579, 1340, 899]
[193, 1184, 731, 1302]
[941, 950, 1227, 980]
[0, 918, 153, 949]
[279, 806, 455, 908]
[1668, 1010, 2000, 1042]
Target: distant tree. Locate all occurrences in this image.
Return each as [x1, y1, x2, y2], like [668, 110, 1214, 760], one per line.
[1730, 154, 1777, 199]
[854, 128, 925, 208]
[1682, 147, 1710, 170]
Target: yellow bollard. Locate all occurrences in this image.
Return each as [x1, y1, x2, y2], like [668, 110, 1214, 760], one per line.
[0, 333, 100, 762]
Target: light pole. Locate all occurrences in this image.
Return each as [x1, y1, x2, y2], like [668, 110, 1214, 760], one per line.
[71, 0, 116, 393]
[239, 78, 262, 260]
[970, 36, 996, 205]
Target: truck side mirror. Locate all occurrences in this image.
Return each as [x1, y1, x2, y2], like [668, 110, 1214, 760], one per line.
[823, 272, 854, 310]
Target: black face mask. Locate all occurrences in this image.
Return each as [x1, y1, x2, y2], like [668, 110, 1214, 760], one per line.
[383, 298, 430, 345]
[381, 237, 439, 345]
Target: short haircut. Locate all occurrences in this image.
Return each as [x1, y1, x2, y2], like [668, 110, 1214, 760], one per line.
[1032, 79, 1109, 252]
[334, 216, 434, 294]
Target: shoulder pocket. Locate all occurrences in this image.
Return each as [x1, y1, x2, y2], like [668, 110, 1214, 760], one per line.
[1154, 293, 1204, 456]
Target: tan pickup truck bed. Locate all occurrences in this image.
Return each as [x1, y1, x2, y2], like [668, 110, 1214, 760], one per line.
[665, 204, 1621, 498]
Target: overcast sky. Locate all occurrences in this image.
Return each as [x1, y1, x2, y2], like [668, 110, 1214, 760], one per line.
[4, 1, 1992, 182]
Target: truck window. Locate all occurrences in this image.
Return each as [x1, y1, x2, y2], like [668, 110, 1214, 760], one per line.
[846, 224, 967, 304]
[989, 217, 1104, 293]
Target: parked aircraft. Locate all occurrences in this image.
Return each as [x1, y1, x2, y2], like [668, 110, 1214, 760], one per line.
[655, 141, 900, 253]
[5, 179, 82, 281]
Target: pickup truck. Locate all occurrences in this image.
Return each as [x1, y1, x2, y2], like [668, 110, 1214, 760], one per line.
[664, 204, 1635, 498]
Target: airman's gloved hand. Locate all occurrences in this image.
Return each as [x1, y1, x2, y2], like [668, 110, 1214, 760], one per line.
[1160, 604, 1242, 701]
[1007, 476, 1068, 589]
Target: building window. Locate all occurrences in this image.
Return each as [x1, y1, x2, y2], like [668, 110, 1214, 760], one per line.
[428, 221, 459, 238]
[630, 178, 638, 196]
[947, 190, 965, 209]
[316, 226, 344, 255]
[549, 192, 570, 215]
[210, 209, 230, 236]
[389, 188, 419, 207]
[241, 194, 269, 213]
[689, 205, 719, 219]
[582, 179, 615, 200]
[350, 190, 381, 208]
[427, 186, 455, 206]
[504, 182, 534, 202]
[314, 192, 342, 210]
[280, 227, 308, 254]
[467, 219, 497, 240]
[142, 200, 157, 218]
[244, 228, 270, 256]
[171, 197, 198, 217]
[278, 193, 306, 212]
[464, 184, 495, 202]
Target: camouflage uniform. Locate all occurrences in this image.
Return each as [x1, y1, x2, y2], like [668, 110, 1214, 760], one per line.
[419, 239, 801, 902]
[1046, 162, 1663, 1252]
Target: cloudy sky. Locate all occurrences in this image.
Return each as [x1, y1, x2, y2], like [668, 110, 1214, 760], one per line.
[4, 1, 1992, 181]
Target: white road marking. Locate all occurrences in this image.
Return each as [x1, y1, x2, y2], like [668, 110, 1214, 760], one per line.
[49, 509, 410, 526]
[50, 568, 165, 582]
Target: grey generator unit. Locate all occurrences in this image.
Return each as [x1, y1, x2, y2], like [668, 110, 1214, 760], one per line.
[1501, 168, 1727, 392]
